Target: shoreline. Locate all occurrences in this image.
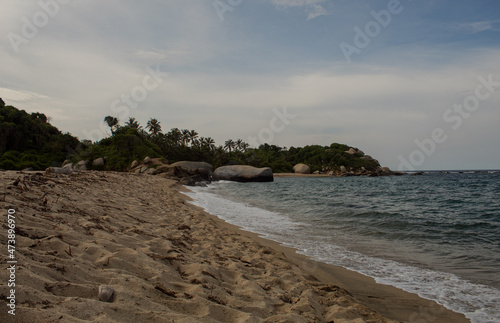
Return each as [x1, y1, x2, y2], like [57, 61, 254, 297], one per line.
[0, 171, 468, 322]
[183, 186, 469, 323]
[274, 173, 332, 178]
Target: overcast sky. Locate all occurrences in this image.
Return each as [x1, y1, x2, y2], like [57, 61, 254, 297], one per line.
[1, 0, 499, 170]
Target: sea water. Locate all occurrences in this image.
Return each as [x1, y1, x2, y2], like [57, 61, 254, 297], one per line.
[185, 172, 500, 322]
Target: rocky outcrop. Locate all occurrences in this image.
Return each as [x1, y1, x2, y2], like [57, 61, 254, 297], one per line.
[150, 161, 214, 186]
[214, 165, 273, 182]
[293, 164, 311, 174]
[170, 161, 213, 178]
[92, 158, 105, 168]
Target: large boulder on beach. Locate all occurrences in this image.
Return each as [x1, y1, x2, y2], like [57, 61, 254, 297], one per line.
[170, 161, 214, 178]
[214, 165, 273, 182]
[293, 163, 311, 174]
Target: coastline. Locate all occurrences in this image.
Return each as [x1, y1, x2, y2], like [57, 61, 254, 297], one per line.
[0, 171, 468, 322]
[274, 173, 331, 178]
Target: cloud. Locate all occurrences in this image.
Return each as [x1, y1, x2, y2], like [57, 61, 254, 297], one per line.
[450, 20, 500, 34]
[270, 0, 329, 20]
[306, 4, 328, 21]
[0, 88, 49, 102]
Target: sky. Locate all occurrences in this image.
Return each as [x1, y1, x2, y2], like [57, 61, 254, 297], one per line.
[1, 0, 500, 171]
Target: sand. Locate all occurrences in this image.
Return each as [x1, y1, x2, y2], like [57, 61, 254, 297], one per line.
[0, 170, 468, 322]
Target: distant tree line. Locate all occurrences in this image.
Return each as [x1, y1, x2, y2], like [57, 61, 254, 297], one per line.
[0, 101, 380, 172]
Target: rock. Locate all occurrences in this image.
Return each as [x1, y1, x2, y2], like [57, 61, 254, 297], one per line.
[313, 170, 320, 174]
[63, 163, 73, 170]
[340, 166, 347, 173]
[143, 156, 152, 164]
[345, 148, 357, 155]
[214, 165, 273, 182]
[361, 155, 374, 161]
[140, 166, 149, 173]
[92, 157, 105, 168]
[131, 160, 139, 169]
[170, 161, 214, 179]
[328, 171, 334, 176]
[98, 285, 114, 302]
[293, 163, 311, 174]
[62, 160, 71, 166]
[381, 167, 391, 173]
[74, 160, 89, 170]
[144, 168, 156, 175]
[45, 167, 72, 175]
[22, 167, 34, 172]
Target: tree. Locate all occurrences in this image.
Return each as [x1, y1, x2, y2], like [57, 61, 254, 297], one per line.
[224, 139, 236, 153]
[125, 117, 141, 130]
[188, 130, 198, 147]
[167, 128, 182, 146]
[181, 129, 190, 146]
[235, 139, 249, 153]
[104, 116, 119, 135]
[146, 118, 162, 137]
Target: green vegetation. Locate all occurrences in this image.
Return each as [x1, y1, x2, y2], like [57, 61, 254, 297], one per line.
[0, 101, 380, 172]
[0, 103, 80, 170]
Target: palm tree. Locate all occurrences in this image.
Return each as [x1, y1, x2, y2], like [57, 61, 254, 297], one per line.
[188, 130, 198, 147]
[201, 137, 216, 151]
[224, 139, 236, 153]
[180, 129, 191, 146]
[167, 128, 182, 146]
[125, 117, 141, 130]
[146, 118, 162, 136]
[104, 116, 119, 135]
[235, 139, 249, 153]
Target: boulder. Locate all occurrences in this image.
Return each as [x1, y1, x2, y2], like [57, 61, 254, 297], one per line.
[214, 165, 273, 182]
[144, 156, 152, 164]
[345, 148, 357, 155]
[45, 167, 72, 175]
[92, 157, 105, 168]
[75, 160, 89, 170]
[293, 163, 311, 174]
[170, 161, 214, 179]
[63, 163, 73, 170]
[131, 160, 139, 169]
[340, 166, 347, 173]
[361, 155, 374, 161]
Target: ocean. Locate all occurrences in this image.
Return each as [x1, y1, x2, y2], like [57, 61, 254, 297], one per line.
[185, 171, 500, 323]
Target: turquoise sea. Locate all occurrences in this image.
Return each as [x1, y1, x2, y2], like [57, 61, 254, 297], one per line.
[186, 171, 500, 323]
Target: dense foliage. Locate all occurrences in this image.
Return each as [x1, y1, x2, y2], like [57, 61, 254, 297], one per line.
[0, 103, 80, 170]
[0, 101, 381, 172]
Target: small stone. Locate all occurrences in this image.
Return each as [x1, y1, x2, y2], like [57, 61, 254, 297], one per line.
[98, 285, 114, 302]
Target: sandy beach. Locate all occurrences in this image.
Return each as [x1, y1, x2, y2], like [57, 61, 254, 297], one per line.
[0, 171, 468, 322]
